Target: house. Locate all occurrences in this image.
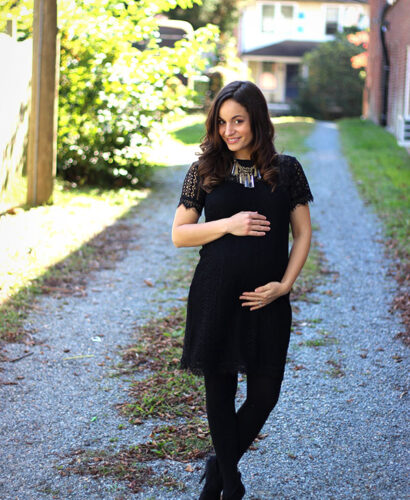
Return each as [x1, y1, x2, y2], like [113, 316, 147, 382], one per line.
[237, 0, 369, 113]
[363, 0, 410, 147]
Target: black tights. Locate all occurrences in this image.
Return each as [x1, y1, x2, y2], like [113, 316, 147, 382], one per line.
[203, 370, 283, 493]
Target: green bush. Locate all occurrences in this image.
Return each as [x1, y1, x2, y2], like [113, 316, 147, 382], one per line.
[296, 33, 365, 120]
[57, 0, 218, 187]
[3, 0, 218, 187]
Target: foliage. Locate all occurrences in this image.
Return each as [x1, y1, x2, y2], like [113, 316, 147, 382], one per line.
[164, 0, 243, 99]
[296, 34, 364, 120]
[2, 0, 218, 187]
[167, 0, 239, 35]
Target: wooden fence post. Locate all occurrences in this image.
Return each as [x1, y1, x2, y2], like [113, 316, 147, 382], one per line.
[27, 0, 59, 206]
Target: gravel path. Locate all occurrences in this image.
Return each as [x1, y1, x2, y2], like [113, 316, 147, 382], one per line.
[0, 122, 408, 500]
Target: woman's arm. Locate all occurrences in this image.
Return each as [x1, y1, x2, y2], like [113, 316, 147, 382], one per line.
[171, 204, 271, 248]
[280, 203, 312, 292]
[239, 204, 312, 310]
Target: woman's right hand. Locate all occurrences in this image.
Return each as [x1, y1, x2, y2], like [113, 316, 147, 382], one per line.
[227, 211, 270, 236]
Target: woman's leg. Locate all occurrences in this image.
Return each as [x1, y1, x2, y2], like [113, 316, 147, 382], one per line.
[236, 371, 284, 460]
[203, 369, 284, 491]
[203, 370, 241, 493]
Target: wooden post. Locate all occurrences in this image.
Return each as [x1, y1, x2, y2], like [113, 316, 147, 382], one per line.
[5, 18, 17, 38]
[27, 0, 59, 206]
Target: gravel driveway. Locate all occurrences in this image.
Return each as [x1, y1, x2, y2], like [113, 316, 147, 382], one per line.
[0, 122, 408, 500]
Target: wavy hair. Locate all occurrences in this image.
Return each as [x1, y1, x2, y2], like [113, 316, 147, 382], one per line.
[197, 80, 279, 192]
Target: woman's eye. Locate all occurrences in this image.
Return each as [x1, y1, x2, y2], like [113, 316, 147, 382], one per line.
[235, 120, 243, 124]
[218, 120, 225, 125]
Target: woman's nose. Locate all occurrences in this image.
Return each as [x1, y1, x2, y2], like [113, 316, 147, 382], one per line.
[225, 123, 235, 136]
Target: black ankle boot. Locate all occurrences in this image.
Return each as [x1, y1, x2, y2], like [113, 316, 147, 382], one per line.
[222, 471, 245, 500]
[199, 455, 223, 500]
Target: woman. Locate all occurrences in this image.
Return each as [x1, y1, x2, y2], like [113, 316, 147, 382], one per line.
[171, 81, 313, 500]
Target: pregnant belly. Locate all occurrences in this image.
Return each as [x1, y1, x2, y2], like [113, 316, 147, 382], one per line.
[199, 233, 287, 288]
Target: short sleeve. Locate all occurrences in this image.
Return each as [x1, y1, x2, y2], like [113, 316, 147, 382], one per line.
[177, 162, 206, 215]
[288, 157, 314, 211]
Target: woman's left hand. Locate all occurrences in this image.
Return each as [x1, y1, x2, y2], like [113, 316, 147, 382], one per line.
[239, 282, 289, 311]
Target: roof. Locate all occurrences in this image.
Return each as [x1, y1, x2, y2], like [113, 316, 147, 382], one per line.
[241, 40, 320, 58]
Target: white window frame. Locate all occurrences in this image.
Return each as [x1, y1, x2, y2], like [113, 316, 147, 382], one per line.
[323, 4, 341, 36]
[260, 2, 297, 33]
[261, 3, 276, 33]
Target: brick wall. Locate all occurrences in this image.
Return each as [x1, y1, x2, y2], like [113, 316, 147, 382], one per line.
[365, 0, 410, 144]
[384, 0, 410, 140]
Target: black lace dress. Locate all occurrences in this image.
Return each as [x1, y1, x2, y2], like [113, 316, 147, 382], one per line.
[177, 154, 313, 378]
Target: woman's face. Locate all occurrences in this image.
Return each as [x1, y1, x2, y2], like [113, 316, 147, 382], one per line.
[218, 99, 253, 160]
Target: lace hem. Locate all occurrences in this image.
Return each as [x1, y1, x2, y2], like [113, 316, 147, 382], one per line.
[290, 192, 314, 211]
[282, 156, 314, 211]
[177, 198, 203, 215]
[179, 358, 286, 378]
[177, 162, 206, 215]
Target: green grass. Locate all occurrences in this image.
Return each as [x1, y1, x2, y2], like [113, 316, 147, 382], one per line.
[338, 118, 410, 255]
[273, 117, 316, 155]
[171, 122, 205, 145]
[302, 336, 338, 347]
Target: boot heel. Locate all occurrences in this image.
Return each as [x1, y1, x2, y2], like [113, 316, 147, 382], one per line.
[198, 455, 223, 500]
[222, 471, 245, 500]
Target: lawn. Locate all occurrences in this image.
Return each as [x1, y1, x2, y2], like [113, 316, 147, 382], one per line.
[338, 118, 410, 255]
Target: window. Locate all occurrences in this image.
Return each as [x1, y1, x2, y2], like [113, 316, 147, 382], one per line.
[260, 62, 277, 91]
[281, 5, 294, 19]
[262, 61, 274, 73]
[261, 3, 295, 33]
[325, 7, 339, 35]
[262, 5, 275, 32]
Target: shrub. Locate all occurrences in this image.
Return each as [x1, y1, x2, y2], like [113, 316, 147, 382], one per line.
[296, 33, 365, 120]
[3, 0, 218, 187]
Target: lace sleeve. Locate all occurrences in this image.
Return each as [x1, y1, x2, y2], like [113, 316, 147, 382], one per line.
[177, 162, 206, 215]
[288, 157, 314, 211]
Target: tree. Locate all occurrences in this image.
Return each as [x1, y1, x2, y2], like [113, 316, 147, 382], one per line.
[167, 0, 239, 35]
[296, 33, 365, 120]
[2, 0, 218, 186]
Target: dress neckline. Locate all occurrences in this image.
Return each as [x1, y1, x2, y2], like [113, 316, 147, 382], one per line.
[235, 158, 254, 167]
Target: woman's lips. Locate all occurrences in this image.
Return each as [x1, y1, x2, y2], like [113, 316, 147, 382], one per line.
[225, 137, 241, 144]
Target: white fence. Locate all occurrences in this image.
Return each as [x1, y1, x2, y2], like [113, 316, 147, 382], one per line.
[0, 33, 32, 207]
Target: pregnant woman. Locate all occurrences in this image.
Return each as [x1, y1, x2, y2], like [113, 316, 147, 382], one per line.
[172, 80, 313, 499]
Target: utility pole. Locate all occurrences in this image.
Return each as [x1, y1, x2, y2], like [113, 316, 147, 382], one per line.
[27, 0, 59, 206]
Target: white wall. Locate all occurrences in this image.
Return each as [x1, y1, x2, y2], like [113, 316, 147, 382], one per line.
[240, 1, 369, 53]
[0, 34, 32, 199]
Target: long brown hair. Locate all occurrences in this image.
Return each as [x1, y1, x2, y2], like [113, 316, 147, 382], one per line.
[197, 80, 279, 191]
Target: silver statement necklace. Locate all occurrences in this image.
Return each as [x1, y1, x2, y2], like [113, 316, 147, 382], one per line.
[230, 159, 262, 188]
